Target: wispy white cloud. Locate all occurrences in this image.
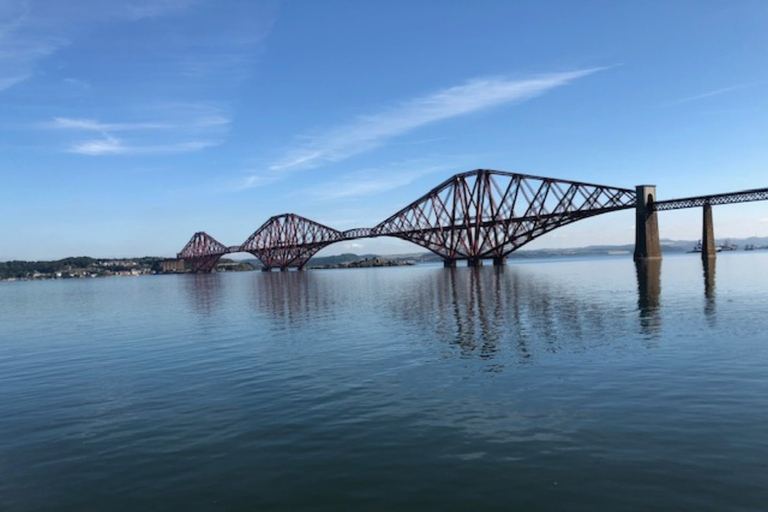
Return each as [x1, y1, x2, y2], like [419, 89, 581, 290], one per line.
[44, 103, 230, 156]
[108, 0, 199, 21]
[0, 75, 28, 90]
[70, 134, 122, 155]
[191, 116, 230, 128]
[238, 173, 282, 189]
[47, 117, 172, 131]
[63, 77, 91, 89]
[69, 136, 215, 155]
[0, 1, 61, 91]
[1, 0, 272, 93]
[263, 68, 605, 175]
[0, 0, 198, 92]
[667, 82, 766, 106]
[4, 0, 275, 160]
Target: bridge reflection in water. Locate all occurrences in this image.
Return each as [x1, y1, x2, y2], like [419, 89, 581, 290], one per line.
[178, 260, 721, 364]
[634, 257, 718, 334]
[635, 259, 661, 337]
[703, 258, 716, 322]
[179, 260, 716, 363]
[392, 265, 654, 362]
[183, 273, 225, 318]
[249, 271, 337, 327]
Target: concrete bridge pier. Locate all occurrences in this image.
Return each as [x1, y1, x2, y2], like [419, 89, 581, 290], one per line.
[492, 256, 506, 266]
[443, 259, 456, 268]
[634, 185, 662, 261]
[701, 202, 716, 260]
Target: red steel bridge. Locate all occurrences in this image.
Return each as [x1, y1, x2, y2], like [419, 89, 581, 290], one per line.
[177, 169, 768, 272]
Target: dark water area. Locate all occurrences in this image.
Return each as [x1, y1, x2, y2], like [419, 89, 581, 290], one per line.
[1, 254, 767, 511]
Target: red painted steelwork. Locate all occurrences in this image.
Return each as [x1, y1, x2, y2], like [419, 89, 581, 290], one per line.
[241, 213, 343, 270]
[342, 228, 374, 239]
[177, 232, 231, 273]
[373, 169, 636, 262]
[176, 169, 642, 273]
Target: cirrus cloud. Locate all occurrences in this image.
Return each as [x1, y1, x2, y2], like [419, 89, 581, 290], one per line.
[43, 103, 231, 156]
[263, 68, 606, 176]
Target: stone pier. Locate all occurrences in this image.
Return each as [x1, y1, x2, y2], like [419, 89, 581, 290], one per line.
[634, 185, 662, 261]
[701, 202, 716, 260]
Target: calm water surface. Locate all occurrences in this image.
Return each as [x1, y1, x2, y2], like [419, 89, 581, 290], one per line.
[1, 254, 767, 511]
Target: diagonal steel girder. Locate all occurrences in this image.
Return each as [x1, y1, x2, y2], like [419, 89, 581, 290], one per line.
[240, 213, 343, 270]
[177, 231, 231, 272]
[372, 169, 636, 261]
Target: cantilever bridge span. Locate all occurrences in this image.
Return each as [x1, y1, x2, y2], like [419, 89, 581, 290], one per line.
[177, 169, 768, 272]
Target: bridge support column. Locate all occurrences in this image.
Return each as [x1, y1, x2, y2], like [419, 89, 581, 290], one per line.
[443, 259, 456, 268]
[467, 258, 483, 267]
[634, 185, 662, 261]
[701, 202, 716, 260]
[261, 267, 271, 272]
[492, 256, 506, 266]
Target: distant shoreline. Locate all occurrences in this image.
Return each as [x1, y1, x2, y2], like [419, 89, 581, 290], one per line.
[3, 237, 767, 282]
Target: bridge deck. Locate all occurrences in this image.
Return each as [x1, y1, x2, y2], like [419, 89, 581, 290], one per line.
[654, 187, 768, 211]
[177, 169, 768, 272]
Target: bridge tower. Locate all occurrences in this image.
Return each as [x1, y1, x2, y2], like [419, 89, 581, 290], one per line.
[634, 185, 662, 261]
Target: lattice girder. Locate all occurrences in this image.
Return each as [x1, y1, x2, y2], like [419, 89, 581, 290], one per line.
[177, 231, 230, 258]
[177, 232, 231, 273]
[241, 213, 343, 269]
[373, 169, 636, 260]
[654, 186, 768, 211]
[342, 227, 374, 239]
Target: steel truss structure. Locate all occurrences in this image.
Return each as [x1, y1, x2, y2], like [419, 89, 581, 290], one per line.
[177, 169, 640, 272]
[342, 227, 374, 239]
[177, 232, 231, 273]
[653, 187, 768, 211]
[373, 170, 636, 262]
[240, 213, 342, 270]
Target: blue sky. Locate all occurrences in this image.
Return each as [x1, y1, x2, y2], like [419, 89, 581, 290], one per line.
[2, 0, 768, 260]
